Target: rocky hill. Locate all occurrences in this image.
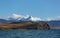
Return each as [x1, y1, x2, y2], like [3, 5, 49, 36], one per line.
[0, 22, 50, 30]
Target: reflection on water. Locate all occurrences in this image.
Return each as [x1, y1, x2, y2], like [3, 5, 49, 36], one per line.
[0, 29, 60, 38]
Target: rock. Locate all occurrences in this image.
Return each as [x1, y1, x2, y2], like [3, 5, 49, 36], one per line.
[37, 22, 50, 30]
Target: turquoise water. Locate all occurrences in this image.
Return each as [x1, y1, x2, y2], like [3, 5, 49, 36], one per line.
[0, 29, 60, 38]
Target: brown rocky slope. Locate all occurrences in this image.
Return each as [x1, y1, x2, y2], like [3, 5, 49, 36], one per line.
[0, 22, 50, 30]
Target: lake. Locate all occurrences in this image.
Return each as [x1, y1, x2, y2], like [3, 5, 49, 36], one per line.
[0, 29, 60, 38]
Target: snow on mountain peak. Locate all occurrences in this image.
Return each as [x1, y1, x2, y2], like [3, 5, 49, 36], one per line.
[8, 13, 42, 21]
[7, 13, 60, 21]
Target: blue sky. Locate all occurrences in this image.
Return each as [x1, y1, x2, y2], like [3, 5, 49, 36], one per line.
[0, 0, 60, 19]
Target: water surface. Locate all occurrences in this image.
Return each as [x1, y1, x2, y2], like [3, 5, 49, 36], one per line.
[0, 29, 60, 38]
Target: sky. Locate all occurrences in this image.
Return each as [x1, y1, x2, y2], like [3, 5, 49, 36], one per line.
[0, 0, 60, 19]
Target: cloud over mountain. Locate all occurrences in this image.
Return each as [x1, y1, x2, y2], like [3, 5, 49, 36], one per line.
[8, 13, 43, 21]
[7, 13, 60, 21]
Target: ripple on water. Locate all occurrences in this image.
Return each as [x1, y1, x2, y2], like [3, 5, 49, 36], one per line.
[0, 29, 60, 38]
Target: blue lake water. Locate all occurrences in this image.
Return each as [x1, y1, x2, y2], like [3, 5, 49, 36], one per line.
[0, 29, 60, 38]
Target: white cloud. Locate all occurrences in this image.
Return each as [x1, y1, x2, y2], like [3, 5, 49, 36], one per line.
[45, 16, 60, 21]
[45, 17, 54, 21]
[54, 16, 60, 20]
[31, 16, 42, 21]
[12, 13, 24, 19]
[57, 16, 60, 19]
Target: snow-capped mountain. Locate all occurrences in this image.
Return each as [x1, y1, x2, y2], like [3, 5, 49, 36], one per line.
[7, 13, 60, 22]
[8, 13, 42, 22]
[18, 16, 31, 21]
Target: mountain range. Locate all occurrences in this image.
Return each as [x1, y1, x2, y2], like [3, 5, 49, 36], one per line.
[0, 14, 60, 29]
[46, 20, 60, 29]
[0, 18, 60, 29]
